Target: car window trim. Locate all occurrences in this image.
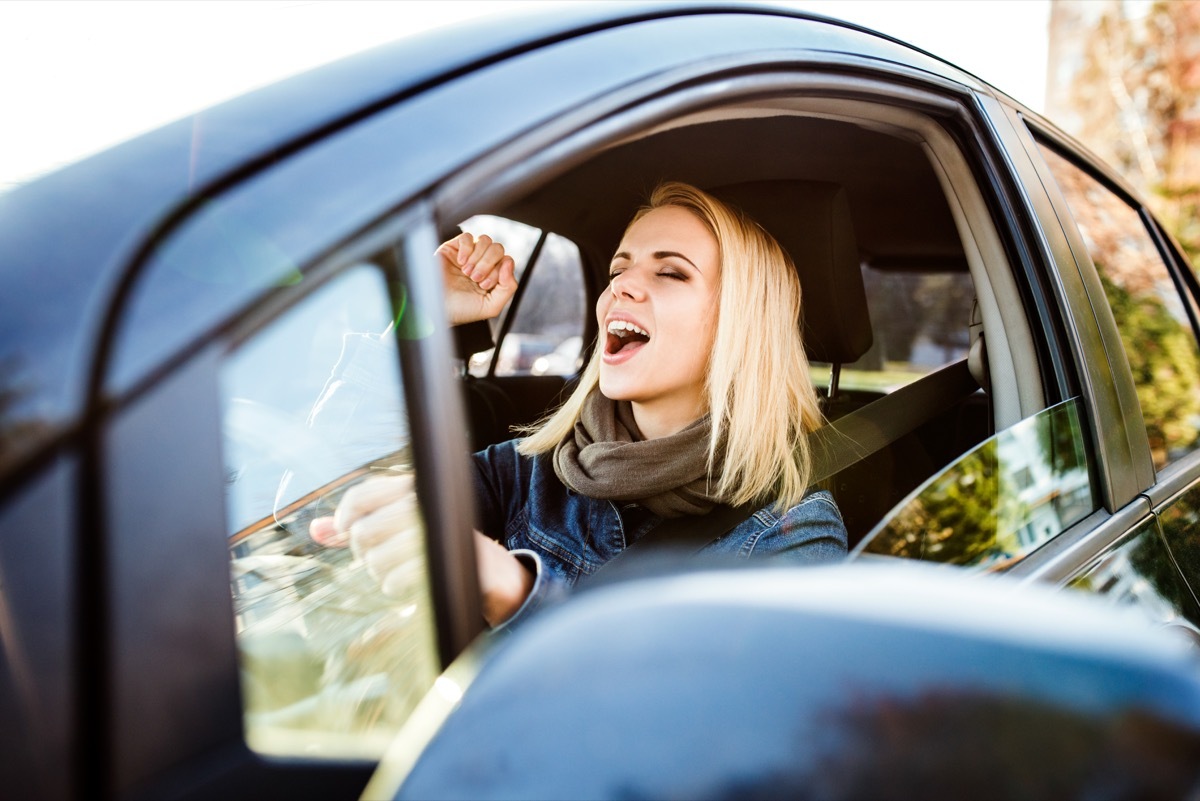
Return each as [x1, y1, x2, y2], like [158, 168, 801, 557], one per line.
[1006, 497, 1153, 586]
[1012, 115, 1157, 504]
[1141, 210, 1200, 346]
[432, 62, 970, 225]
[1144, 448, 1200, 512]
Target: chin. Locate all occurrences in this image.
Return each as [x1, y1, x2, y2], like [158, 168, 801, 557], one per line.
[598, 374, 637, 403]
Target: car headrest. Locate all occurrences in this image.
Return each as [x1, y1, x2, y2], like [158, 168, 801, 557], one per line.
[710, 181, 872, 365]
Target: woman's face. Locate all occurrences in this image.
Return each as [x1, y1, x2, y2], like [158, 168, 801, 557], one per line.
[597, 205, 721, 433]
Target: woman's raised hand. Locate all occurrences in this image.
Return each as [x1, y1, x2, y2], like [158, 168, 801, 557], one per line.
[436, 232, 518, 326]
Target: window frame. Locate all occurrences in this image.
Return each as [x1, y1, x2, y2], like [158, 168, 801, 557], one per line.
[1010, 116, 1158, 506]
[218, 261, 442, 760]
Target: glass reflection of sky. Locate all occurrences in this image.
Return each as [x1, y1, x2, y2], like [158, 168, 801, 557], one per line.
[220, 265, 408, 532]
[855, 399, 1095, 569]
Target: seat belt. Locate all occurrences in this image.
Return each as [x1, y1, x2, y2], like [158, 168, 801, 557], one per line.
[603, 358, 980, 565]
[807, 357, 979, 485]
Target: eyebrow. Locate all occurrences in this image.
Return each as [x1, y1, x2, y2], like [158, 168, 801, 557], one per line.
[610, 250, 701, 272]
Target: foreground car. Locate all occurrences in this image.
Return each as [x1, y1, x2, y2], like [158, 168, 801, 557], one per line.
[379, 563, 1200, 800]
[3, 2, 1200, 798]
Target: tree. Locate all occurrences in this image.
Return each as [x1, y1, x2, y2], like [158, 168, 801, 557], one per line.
[1049, 0, 1200, 260]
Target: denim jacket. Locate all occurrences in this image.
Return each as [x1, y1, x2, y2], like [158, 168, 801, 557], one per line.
[472, 439, 848, 628]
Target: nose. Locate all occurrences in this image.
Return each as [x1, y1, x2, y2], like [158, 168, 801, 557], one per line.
[610, 265, 648, 301]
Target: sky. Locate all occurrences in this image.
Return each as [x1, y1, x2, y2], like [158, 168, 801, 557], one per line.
[0, 0, 1052, 192]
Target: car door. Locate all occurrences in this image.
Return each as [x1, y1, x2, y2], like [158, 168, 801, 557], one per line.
[852, 97, 1200, 639]
[95, 185, 485, 797]
[89, 11, 997, 797]
[83, 60, 537, 796]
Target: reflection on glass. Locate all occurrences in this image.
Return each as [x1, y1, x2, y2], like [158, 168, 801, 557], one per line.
[856, 400, 1095, 570]
[1068, 519, 1200, 635]
[1157, 483, 1200, 612]
[0, 354, 53, 476]
[220, 265, 438, 759]
[1039, 144, 1200, 469]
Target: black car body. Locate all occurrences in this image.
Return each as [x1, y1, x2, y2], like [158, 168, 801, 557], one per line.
[4, 3, 1200, 798]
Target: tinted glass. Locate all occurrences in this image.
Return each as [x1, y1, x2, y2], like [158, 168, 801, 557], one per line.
[814, 266, 974, 392]
[856, 400, 1096, 569]
[1038, 144, 1200, 469]
[219, 264, 438, 759]
[1068, 518, 1200, 636]
[1157, 483, 1200, 609]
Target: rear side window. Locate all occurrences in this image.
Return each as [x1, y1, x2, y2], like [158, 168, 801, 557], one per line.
[1037, 144, 1200, 470]
[813, 265, 975, 394]
[457, 215, 585, 378]
[218, 263, 439, 759]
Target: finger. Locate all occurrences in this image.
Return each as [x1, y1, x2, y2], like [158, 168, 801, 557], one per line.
[380, 559, 426, 599]
[461, 234, 493, 272]
[309, 515, 348, 548]
[497, 255, 517, 293]
[468, 241, 507, 283]
[361, 521, 423, 583]
[482, 256, 518, 301]
[334, 474, 415, 538]
[348, 494, 421, 558]
[436, 232, 473, 266]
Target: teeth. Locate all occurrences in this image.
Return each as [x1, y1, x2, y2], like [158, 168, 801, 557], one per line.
[607, 320, 649, 338]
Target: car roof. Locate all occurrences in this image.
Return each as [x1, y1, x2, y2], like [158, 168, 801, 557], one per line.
[0, 1, 986, 484]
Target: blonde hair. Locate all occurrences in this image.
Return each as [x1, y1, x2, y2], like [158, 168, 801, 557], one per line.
[517, 181, 825, 509]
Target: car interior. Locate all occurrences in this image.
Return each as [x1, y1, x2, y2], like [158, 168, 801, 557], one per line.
[441, 94, 1045, 548]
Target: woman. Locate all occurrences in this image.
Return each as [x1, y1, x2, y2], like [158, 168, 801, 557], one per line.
[313, 182, 847, 627]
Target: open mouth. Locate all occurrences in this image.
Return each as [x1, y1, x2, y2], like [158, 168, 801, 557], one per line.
[605, 319, 651, 356]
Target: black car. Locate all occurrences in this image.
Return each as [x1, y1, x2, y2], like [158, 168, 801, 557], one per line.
[4, 3, 1200, 798]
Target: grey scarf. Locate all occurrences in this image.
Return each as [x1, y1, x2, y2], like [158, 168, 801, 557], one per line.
[552, 388, 727, 518]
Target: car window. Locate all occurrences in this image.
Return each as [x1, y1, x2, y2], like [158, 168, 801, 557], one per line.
[458, 215, 585, 378]
[854, 399, 1098, 569]
[813, 265, 974, 394]
[218, 264, 439, 760]
[1037, 143, 1200, 471]
[1067, 518, 1200, 641]
[1156, 484, 1200, 610]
